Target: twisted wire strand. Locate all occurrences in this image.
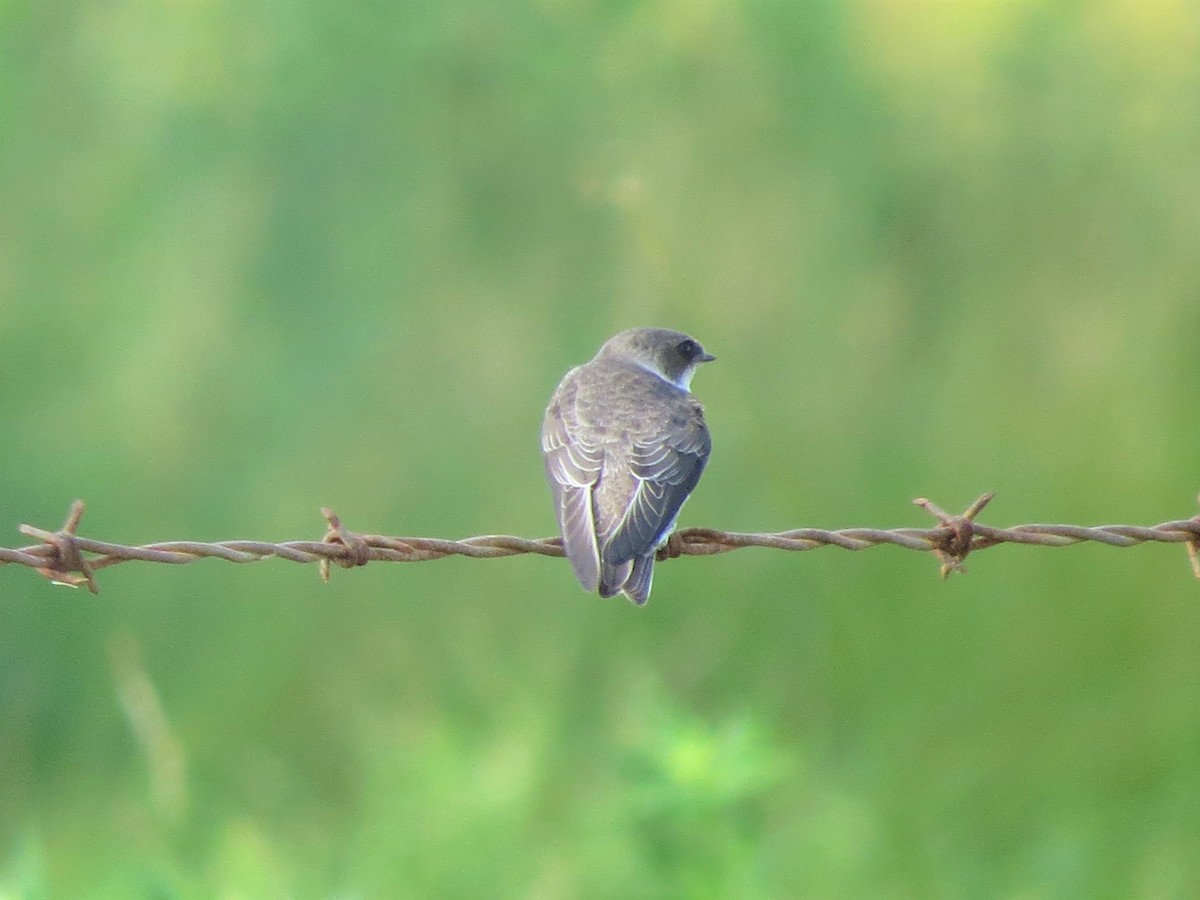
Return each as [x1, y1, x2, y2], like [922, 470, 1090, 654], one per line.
[3, 495, 1199, 595]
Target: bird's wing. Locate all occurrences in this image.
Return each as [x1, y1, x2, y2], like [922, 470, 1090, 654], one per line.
[601, 402, 710, 567]
[541, 383, 604, 591]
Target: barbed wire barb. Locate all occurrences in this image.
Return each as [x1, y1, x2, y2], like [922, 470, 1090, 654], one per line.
[913, 491, 994, 577]
[4, 495, 1200, 596]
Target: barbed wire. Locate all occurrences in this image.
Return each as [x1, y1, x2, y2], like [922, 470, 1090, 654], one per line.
[3, 494, 1199, 595]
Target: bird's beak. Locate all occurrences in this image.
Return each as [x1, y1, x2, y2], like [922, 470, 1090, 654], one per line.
[699, 352, 716, 363]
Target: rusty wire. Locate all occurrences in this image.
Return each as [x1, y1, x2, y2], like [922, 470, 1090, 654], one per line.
[3, 494, 1200, 595]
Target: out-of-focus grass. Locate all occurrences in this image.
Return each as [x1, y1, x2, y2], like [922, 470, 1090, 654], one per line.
[3, 0, 1200, 896]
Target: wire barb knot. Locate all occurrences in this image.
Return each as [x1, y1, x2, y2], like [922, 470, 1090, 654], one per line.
[656, 532, 686, 561]
[915, 492, 995, 578]
[319, 508, 371, 582]
[18, 500, 99, 594]
[1187, 494, 1200, 581]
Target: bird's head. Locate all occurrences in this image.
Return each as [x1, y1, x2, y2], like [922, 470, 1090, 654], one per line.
[599, 328, 715, 390]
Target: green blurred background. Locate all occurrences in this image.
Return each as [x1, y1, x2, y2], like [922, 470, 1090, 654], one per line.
[3, 0, 1199, 896]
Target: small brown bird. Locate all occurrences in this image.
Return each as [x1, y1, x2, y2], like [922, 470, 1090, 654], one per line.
[541, 328, 715, 604]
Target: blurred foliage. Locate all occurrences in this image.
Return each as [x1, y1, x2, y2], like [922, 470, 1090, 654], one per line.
[3, 0, 1200, 896]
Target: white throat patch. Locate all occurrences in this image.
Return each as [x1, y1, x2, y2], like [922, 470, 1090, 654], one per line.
[635, 360, 694, 392]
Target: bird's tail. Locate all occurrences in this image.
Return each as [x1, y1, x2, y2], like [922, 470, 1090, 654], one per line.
[622, 553, 654, 605]
[599, 554, 653, 605]
[598, 558, 631, 599]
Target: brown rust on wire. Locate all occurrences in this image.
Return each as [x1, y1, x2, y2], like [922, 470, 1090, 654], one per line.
[5, 494, 1200, 595]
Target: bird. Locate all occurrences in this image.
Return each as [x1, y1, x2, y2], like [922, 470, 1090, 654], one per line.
[541, 328, 714, 605]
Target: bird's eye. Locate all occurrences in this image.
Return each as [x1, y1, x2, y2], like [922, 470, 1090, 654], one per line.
[677, 339, 698, 358]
